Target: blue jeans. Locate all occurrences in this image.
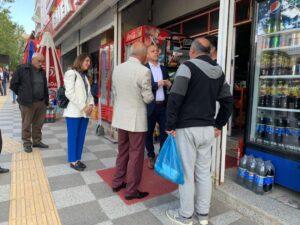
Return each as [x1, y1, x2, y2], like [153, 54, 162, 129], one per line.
[66, 117, 89, 163]
[2, 82, 6, 95]
[11, 91, 16, 102]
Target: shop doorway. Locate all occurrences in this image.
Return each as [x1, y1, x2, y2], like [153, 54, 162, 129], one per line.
[226, 23, 252, 169]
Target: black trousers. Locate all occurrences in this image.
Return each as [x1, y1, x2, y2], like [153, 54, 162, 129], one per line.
[145, 104, 167, 158]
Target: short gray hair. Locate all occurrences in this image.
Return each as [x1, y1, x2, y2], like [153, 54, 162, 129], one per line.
[191, 40, 210, 54]
[129, 43, 147, 57]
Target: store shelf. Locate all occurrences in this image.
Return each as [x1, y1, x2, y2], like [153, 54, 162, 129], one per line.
[260, 75, 300, 79]
[262, 45, 300, 55]
[257, 107, 300, 113]
[259, 28, 299, 38]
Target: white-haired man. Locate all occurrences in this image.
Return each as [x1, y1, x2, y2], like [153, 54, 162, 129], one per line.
[10, 53, 49, 153]
[111, 42, 154, 200]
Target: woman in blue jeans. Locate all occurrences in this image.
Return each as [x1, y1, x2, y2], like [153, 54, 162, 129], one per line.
[63, 53, 94, 171]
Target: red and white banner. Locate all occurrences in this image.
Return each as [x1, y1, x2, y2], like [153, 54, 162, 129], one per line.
[38, 32, 64, 90]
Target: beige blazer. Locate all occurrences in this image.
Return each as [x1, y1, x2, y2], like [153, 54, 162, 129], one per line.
[63, 69, 94, 118]
[112, 57, 154, 132]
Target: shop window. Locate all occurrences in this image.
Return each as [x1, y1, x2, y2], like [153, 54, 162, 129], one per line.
[235, 0, 250, 23]
[183, 15, 208, 36]
[168, 24, 181, 34]
[210, 10, 219, 31]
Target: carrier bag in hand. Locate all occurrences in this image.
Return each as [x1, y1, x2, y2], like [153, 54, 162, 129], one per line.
[154, 135, 184, 184]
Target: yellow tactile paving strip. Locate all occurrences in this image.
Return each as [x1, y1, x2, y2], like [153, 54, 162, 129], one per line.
[0, 96, 61, 225]
[9, 150, 61, 225]
[2, 136, 22, 154]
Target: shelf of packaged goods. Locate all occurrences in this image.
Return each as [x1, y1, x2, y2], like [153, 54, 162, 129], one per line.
[257, 106, 300, 113]
[262, 45, 300, 55]
[260, 75, 300, 79]
[258, 28, 299, 38]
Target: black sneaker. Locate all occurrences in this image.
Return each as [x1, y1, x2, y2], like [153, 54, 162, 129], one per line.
[77, 161, 86, 169]
[24, 146, 33, 153]
[70, 162, 84, 171]
[0, 166, 9, 173]
[33, 142, 49, 148]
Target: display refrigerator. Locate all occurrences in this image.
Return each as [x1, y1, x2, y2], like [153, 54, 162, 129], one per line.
[246, 0, 300, 191]
[99, 42, 114, 122]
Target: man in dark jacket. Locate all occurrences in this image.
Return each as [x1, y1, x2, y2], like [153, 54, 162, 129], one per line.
[145, 44, 171, 169]
[2, 68, 10, 96]
[10, 53, 49, 153]
[165, 38, 233, 225]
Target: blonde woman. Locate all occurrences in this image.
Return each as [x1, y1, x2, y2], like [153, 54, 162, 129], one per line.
[64, 53, 94, 171]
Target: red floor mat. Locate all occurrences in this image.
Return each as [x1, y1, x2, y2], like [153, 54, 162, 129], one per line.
[97, 159, 178, 205]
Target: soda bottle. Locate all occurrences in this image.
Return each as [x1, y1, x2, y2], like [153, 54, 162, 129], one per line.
[271, 52, 279, 75]
[237, 155, 248, 185]
[277, 53, 285, 75]
[265, 80, 272, 107]
[259, 80, 267, 106]
[245, 156, 257, 190]
[287, 80, 296, 109]
[253, 158, 266, 194]
[275, 117, 285, 147]
[270, 81, 277, 107]
[268, 0, 282, 33]
[280, 81, 289, 108]
[264, 161, 275, 193]
[260, 53, 271, 75]
[294, 80, 300, 109]
[256, 113, 266, 143]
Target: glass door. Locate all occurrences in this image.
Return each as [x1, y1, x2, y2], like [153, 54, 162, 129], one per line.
[249, 0, 300, 154]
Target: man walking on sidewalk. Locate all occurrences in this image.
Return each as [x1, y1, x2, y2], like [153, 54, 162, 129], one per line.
[145, 44, 171, 169]
[111, 42, 154, 200]
[10, 53, 49, 153]
[165, 38, 233, 225]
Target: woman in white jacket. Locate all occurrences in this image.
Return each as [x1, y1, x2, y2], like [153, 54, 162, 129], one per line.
[64, 53, 94, 171]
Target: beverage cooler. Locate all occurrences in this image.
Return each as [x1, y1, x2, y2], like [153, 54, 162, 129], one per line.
[246, 0, 300, 191]
[99, 42, 114, 122]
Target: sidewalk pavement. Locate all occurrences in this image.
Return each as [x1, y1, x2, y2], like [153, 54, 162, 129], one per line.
[0, 96, 257, 225]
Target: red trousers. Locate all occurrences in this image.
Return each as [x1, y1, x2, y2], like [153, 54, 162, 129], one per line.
[112, 129, 146, 196]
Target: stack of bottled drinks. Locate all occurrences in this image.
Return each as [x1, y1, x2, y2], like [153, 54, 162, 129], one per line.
[237, 155, 275, 195]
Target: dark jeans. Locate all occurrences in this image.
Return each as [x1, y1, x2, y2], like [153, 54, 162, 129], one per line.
[2, 82, 6, 96]
[112, 129, 146, 196]
[19, 101, 47, 147]
[145, 104, 167, 158]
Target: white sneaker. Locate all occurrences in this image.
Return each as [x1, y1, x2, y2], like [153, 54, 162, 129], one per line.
[166, 209, 193, 225]
[196, 213, 209, 225]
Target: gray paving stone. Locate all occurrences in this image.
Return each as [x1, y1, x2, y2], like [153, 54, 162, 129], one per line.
[81, 152, 98, 161]
[143, 194, 178, 209]
[43, 156, 67, 167]
[58, 201, 108, 225]
[40, 149, 66, 159]
[52, 185, 96, 209]
[89, 183, 114, 200]
[98, 195, 147, 220]
[83, 160, 106, 171]
[0, 221, 8, 225]
[94, 150, 117, 160]
[49, 173, 86, 191]
[80, 170, 103, 185]
[149, 201, 180, 225]
[86, 140, 110, 148]
[45, 164, 78, 178]
[210, 210, 242, 225]
[209, 198, 233, 218]
[0, 154, 12, 163]
[41, 138, 60, 145]
[0, 201, 9, 223]
[0, 172, 11, 185]
[87, 144, 115, 153]
[99, 157, 116, 168]
[230, 218, 258, 225]
[94, 221, 113, 225]
[113, 210, 163, 225]
[0, 185, 10, 203]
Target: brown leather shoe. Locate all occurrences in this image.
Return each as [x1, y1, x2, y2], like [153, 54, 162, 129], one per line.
[148, 157, 156, 169]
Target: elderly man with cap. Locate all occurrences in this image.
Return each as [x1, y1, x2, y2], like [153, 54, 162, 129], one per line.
[10, 53, 49, 153]
[111, 41, 154, 200]
[165, 38, 233, 225]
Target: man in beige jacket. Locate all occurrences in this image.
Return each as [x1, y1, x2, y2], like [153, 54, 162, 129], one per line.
[112, 42, 154, 200]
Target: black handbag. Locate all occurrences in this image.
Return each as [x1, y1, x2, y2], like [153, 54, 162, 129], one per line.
[57, 73, 77, 109]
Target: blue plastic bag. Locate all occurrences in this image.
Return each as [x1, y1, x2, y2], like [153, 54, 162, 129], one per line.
[154, 135, 184, 184]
